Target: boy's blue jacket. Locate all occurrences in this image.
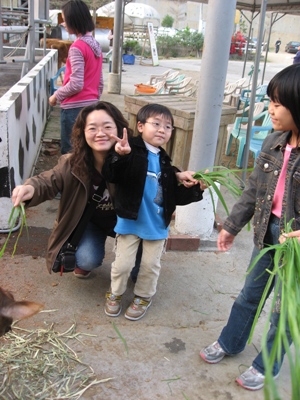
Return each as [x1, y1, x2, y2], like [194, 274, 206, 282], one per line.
[102, 135, 203, 227]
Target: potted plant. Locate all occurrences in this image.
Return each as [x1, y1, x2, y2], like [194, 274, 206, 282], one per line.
[122, 39, 138, 64]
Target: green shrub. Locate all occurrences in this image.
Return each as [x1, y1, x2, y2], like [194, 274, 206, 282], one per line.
[123, 39, 141, 54]
[161, 15, 174, 28]
[156, 27, 204, 58]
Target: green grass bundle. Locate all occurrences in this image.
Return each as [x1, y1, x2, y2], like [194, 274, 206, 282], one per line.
[247, 219, 300, 399]
[192, 166, 249, 216]
[0, 205, 28, 258]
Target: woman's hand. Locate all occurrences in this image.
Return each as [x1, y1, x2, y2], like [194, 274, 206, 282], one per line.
[108, 128, 131, 155]
[279, 230, 300, 244]
[12, 185, 35, 207]
[217, 228, 235, 251]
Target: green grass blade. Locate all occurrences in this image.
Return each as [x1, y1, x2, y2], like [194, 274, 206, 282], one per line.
[111, 321, 128, 355]
[0, 205, 28, 258]
[192, 166, 250, 217]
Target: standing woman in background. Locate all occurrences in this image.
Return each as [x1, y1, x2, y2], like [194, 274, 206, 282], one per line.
[49, 0, 103, 155]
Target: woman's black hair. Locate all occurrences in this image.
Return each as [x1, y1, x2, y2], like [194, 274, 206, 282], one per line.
[62, 0, 94, 35]
[70, 101, 132, 177]
[267, 63, 300, 135]
[137, 103, 174, 126]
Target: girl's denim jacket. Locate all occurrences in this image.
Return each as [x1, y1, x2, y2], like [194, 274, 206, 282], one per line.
[223, 130, 300, 249]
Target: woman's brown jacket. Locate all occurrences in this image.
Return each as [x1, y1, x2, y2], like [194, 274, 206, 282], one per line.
[24, 154, 114, 273]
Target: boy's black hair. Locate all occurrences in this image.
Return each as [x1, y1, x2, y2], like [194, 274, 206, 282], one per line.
[137, 104, 174, 126]
[62, 0, 94, 35]
[267, 63, 300, 135]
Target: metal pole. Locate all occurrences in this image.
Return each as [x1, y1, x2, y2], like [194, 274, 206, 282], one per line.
[0, 6, 3, 62]
[262, 12, 273, 85]
[241, 0, 268, 183]
[242, 13, 253, 78]
[28, 0, 35, 63]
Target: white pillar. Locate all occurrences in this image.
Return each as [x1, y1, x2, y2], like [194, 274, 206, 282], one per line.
[175, 0, 237, 238]
[175, 186, 219, 238]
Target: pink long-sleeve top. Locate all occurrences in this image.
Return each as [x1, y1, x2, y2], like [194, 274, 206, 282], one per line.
[55, 33, 103, 109]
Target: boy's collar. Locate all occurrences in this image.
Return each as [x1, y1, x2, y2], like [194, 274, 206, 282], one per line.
[144, 141, 160, 154]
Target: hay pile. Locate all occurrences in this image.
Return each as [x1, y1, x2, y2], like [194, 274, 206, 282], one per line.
[0, 323, 112, 399]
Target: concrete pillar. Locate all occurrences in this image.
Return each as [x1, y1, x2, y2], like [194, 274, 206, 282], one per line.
[108, 73, 121, 93]
[175, 0, 237, 238]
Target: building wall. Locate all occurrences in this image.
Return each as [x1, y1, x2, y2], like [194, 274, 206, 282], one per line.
[134, 0, 204, 30]
[1, 1, 19, 6]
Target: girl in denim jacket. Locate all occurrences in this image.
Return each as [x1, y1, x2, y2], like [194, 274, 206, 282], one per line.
[200, 63, 300, 391]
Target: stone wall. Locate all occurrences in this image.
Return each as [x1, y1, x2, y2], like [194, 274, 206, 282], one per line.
[0, 48, 57, 230]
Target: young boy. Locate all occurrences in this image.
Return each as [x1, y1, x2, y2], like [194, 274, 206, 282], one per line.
[102, 103, 204, 320]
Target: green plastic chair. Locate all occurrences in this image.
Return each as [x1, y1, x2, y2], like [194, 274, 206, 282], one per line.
[235, 111, 273, 168]
[226, 102, 266, 156]
[237, 84, 268, 110]
[50, 66, 66, 95]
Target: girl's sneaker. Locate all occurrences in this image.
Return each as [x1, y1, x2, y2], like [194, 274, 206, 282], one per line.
[236, 366, 279, 391]
[199, 341, 226, 364]
[105, 292, 122, 317]
[125, 296, 152, 321]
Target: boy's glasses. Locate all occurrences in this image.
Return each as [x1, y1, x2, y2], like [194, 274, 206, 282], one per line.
[145, 121, 174, 132]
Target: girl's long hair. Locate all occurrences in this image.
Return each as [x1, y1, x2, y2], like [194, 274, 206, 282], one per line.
[267, 63, 300, 136]
[70, 101, 133, 178]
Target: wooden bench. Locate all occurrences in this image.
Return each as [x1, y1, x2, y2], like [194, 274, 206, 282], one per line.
[124, 95, 236, 169]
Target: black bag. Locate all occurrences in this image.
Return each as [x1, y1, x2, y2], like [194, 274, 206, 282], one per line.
[52, 187, 104, 275]
[52, 242, 77, 274]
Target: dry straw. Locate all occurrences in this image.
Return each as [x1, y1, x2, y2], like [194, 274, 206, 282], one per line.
[0, 323, 113, 399]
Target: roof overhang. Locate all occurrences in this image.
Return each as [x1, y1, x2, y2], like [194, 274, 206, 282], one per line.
[190, 0, 300, 13]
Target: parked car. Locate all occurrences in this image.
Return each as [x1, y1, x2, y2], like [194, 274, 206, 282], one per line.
[252, 38, 267, 51]
[285, 41, 300, 53]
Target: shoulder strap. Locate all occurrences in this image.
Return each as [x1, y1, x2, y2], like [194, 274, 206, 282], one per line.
[67, 185, 105, 249]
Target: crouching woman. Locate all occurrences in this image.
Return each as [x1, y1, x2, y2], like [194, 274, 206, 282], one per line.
[12, 101, 129, 278]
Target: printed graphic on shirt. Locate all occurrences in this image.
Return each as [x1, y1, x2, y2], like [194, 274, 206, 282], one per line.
[94, 188, 114, 211]
[148, 171, 163, 208]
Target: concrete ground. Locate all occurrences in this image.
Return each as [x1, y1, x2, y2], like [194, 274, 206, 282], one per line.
[0, 52, 294, 399]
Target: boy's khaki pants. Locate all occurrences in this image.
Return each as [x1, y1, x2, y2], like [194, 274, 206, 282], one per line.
[111, 234, 165, 298]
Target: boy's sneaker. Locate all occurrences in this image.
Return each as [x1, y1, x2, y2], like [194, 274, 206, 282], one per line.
[105, 292, 122, 317]
[125, 296, 152, 321]
[236, 366, 279, 391]
[199, 341, 226, 364]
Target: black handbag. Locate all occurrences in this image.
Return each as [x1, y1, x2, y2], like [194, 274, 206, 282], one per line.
[52, 188, 105, 275]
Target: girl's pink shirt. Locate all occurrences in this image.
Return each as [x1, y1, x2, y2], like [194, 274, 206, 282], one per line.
[271, 143, 294, 218]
